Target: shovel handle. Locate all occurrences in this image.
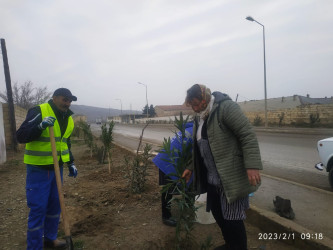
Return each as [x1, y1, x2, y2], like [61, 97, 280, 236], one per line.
[49, 126, 72, 237]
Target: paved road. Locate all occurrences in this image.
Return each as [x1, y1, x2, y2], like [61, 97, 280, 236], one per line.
[92, 123, 332, 191]
[255, 131, 331, 191]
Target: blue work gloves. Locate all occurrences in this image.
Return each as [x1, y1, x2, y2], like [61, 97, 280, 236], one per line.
[38, 116, 56, 130]
[68, 164, 78, 178]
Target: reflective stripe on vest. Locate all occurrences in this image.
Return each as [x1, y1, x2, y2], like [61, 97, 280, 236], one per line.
[24, 103, 74, 165]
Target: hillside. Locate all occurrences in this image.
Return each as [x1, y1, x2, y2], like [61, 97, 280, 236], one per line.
[70, 104, 141, 122]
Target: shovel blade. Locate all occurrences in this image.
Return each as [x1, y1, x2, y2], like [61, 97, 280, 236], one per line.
[65, 236, 74, 250]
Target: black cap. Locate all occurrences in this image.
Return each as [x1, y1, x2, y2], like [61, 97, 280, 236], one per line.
[53, 88, 77, 101]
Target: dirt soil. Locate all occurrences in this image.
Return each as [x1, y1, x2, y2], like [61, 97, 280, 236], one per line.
[0, 142, 296, 250]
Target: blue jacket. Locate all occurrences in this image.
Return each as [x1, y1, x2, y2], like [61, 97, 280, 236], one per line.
[16, 100, 74, 169]
[153, 122, 193, 181]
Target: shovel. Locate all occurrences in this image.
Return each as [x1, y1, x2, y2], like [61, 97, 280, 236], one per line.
[49, 126, 74, 249]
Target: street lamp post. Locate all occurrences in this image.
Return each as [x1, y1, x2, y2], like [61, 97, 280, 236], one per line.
[138, 82, 148, 118]
[246, 16, 268, 128]
[115, 98, 122, 115]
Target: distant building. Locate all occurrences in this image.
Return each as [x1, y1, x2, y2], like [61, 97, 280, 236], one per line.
[298, 95, 333, 105]
[155, 104, 194, 117]
[107, 114, 146, 124]
[108, 116, 121, 123]
[238, 95, 333, 112]
[73, 114, 87, 123]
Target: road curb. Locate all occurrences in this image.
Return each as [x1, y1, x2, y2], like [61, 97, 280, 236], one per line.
[253, 127, 333, 136]
[261, 173, 333, 195]
[247, 205, 333, 250]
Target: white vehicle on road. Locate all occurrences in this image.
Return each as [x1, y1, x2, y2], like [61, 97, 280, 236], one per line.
[316, 137, 333, 189]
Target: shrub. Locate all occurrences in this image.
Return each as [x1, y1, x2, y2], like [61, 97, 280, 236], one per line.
[309, 113, 320, 126]
[253, 115, 262, 126]
[76, 120, 94, 157]
[100, 122, 115, 173]
[123, 144, 153, 193]
[278, 112, 285, 127]
[159, 113, 212, 249]
[93, 144, 105, 164]
[122, 123, 153, 193]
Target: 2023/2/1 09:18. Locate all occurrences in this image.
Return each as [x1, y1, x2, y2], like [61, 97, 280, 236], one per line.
[258, 232, 324, 240]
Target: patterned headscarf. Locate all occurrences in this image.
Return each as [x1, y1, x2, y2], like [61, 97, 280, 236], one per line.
[199, 94, 214, 120]
[197, 84, 211, 101]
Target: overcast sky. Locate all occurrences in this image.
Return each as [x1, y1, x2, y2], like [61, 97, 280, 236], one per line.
[1, 0, 332, 111]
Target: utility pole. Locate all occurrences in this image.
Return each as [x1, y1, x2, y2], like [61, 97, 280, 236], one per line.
[131, 103, 135, 123]
[138, 82, 148, 118]
[1, 39, 17, 151]
[246, 16, 268, 127]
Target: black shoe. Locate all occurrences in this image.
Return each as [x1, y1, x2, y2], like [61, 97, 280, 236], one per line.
[162, 217, 177, 227]
[44, 238, 67, 249]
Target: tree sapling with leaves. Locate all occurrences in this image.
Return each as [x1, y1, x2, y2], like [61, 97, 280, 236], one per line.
[155, 114, 204, 249]
[100, 121, 115, 174]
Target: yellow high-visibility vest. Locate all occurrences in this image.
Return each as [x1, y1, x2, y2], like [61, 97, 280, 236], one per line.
[24, 103, 74, 165]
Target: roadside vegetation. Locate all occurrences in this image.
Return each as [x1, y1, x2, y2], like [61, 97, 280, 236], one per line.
[0, 81, 51, 109]
[74, 120, 115, 171]
[158, 113, 213, 250]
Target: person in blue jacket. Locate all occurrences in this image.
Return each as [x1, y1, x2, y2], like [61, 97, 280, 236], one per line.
[152, 121, 193, 227]
[16, 88, 78, 249]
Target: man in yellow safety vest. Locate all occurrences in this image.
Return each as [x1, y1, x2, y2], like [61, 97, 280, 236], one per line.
[17, 88, 78, 249]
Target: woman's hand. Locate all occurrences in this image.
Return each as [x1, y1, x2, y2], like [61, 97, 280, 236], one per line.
[181, 169, 192, 183]
[247, 169, 261, 186]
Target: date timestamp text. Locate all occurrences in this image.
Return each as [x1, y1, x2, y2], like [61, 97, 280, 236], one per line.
[258, 232, 324, 240]
[258, 233, 295, 240]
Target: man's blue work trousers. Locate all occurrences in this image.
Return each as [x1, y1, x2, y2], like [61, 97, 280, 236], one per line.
[26, 165, 63, 250]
